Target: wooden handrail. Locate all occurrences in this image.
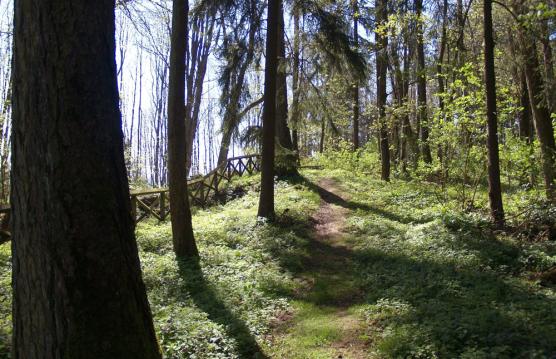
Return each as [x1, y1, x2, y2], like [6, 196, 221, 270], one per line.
[0, 154, 261, 242]
[130, 154, 259, 197]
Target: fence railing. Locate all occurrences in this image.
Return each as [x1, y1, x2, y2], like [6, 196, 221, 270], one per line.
[0, 154, 261, 242]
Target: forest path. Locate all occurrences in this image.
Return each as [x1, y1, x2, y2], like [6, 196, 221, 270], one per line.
[267, 178, 370, 359]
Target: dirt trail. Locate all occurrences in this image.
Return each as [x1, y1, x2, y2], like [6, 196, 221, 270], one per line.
[312, 178, 350, 240]
[269, 178, 369, 358]
[311, 179, 367, 358]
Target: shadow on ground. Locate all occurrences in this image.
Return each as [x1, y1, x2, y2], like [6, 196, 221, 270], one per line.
[178, 258, 268, 358]
[289, 174, 429, 225]
[266, 175, 556, 357]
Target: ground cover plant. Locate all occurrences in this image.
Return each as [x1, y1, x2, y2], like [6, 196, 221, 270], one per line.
[1, 162, 556, 358]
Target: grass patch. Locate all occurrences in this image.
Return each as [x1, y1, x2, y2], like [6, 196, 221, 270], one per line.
[308, 165, 556, 358]
[268, 301, 346, 358]
[139, 177, 320, 358]
[0, 176, 321, 358]
[0, 166, 555, 358]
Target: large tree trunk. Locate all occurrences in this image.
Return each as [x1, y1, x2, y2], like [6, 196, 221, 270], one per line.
[11, 1, 162, 357]
[290, 5, 302, 153]
[518, 70, 533, 141]
[276, 4, 294, 153]
[258, 0, 279, 218]
[415, 0, 432, 164]
[168, 0, 198, 257]
[541, 21, 555, 112]
[483, 0, 505, 227]
[275, 4, 297, 176]
[352, 0, 360, 150]
[521, 37, 556, 201]
[376, 0, 390, 181]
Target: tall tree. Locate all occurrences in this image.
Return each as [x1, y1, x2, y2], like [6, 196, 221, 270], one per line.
[436, 0, 448, 113]
[540, 21, 555, 112]
[376, 0, 390, 181]
[185, 12, 217, 171]
[415, 0, 432, 163]
[168, 0, 199, 256]
[290, 3, 302, 153]
[352, 0, 360, 150]
[276, 3, 295, 153]
[276, 3, 297, 175]
[518, 70, 533, 141]
[11, 0, 161, 357]
[216, 0, 260, 165]
[483, 0, 505, 226]
[258, 0, 280, 218]
[521, 38, 556, 201]
[513, 1, 556, 202]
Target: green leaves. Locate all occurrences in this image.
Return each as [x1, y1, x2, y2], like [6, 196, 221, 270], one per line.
[297, 0, 368, 80]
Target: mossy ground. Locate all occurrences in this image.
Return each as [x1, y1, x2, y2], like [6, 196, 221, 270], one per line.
[0, 165, 555, 358]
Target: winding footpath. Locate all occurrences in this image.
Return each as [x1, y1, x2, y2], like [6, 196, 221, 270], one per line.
[268, 178, 369, 358]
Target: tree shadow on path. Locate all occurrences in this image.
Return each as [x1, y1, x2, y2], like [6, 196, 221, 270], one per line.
[269, 175, 556, 357]
[288, 174, 429, 224]
[178, 258, 268, 358]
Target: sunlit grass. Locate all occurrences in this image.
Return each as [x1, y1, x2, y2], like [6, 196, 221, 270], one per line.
[0, 164, 555, 358]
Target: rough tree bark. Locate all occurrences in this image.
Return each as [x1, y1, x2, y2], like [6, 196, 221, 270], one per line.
[11, 0, 162, 357]
[291, 4, 302, 153]
[258, 0, 280, 218]
[483, 0, 505, 226]
[415, 0, 432, 164]
[275, 3, 297, 176]
[521, 38, 556, 202]
[168, 0, 199, 256]
[352, 0, 360, 150]
[376, 0, 390, 181]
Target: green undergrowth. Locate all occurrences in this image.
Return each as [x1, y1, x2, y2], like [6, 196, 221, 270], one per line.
[0, 164, 555, 358]
[0, 174, 321, 358]
[304, 163, 556, 358]
[134, 174, 321, 358]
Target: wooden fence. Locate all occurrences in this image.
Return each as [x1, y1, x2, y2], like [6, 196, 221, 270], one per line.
[0, 154, 261, 242]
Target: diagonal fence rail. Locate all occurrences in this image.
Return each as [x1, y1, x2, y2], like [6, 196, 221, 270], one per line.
[0, 154, 260, 244]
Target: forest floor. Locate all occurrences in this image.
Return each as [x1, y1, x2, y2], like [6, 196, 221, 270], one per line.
[266, 177, 369, 358]
[262, 167, 556, 358]
[1, 165, 556, 358]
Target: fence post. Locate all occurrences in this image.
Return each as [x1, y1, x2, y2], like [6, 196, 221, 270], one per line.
[160, 192, 166, 220]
